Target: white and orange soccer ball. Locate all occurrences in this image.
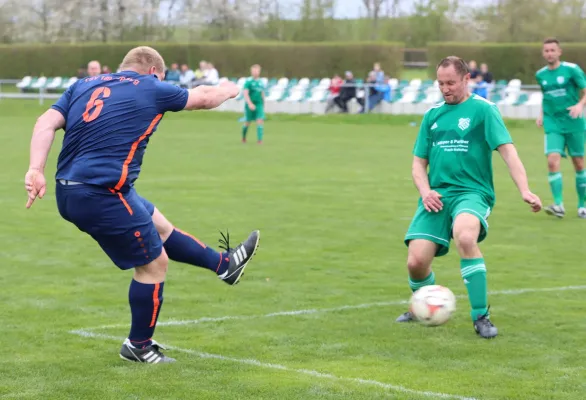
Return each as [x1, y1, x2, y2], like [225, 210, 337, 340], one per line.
[409, 285, 457, 326]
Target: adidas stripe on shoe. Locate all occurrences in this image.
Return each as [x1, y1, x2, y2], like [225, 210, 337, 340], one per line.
[119, 338, 176, 364]
[218, 230, 260, 285]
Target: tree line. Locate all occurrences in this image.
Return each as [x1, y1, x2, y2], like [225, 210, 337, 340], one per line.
[1, 0, 586, 47]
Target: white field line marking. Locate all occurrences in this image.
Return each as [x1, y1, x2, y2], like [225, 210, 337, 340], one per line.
[69, 330, 478, 400]
[85, 285, 586, 332]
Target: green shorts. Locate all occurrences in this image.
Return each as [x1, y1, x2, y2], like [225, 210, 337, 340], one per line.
[544, 131, 585, 157]
[404, 193, 491, 257]
[245, 103, 265, 122]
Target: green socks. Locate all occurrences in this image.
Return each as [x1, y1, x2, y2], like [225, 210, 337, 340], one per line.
[257, 125, 264, 142]
[576, 170, 586, 208]
[548, 172, 563, 206]
[460, 258, 488, 321]
[548, 170, 586, 208]
[408, 271, 435, 292]
[409, 262, 488, 321]
[242, 125, 264, 142]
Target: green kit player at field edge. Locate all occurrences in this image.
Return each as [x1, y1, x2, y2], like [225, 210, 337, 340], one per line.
[397, 56, 542, 339]
[242, 64, 266, 144]
[536, 37, 586, 219]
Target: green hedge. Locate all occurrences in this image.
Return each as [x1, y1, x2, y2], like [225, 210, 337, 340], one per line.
[427, 42, 586, 83]
[0, 42, 404, 79]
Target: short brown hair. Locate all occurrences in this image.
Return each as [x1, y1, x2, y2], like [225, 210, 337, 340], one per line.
[437, 56, 470, 77]
[543, 37, 560, 46]
[120, 46, 165, 74]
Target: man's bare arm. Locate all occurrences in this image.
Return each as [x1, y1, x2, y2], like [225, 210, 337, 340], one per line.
[573, 88, 586, 108]
[497, 143, 530, 194]
[29, 109, 65, 171]
[498, 143, 542, 212]
[243, 89, 254, 108]
[184, 83, 239, 111]
[412, 156, 431, 197]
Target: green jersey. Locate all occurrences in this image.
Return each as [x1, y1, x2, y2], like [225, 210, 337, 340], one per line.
[536, 61, 586, 133]
[412, 94, 513, 206]
[243, 77, 265, 104]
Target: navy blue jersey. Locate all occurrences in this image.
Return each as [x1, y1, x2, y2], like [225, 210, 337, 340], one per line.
[52, 71, 188, 191]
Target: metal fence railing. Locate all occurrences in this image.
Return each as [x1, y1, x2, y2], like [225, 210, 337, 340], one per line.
[0, 79, 545, 113]
[0, 79, 62, 105]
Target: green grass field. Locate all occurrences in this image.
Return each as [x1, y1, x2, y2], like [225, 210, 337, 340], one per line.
[1, 100, 585, 400]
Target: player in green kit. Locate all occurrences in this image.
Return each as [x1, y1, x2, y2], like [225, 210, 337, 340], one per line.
[396, 56, 542, 339]
[535, 38, 586, 219]
[241, 64, 266, 144]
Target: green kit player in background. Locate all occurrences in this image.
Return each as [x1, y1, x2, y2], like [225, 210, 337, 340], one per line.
[242, 64, 266, 144]
[396, 56, 542, 339]
[536, 37, 586, 219]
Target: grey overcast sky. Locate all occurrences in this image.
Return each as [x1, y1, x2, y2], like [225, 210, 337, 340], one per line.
[280, 0, 487, 19]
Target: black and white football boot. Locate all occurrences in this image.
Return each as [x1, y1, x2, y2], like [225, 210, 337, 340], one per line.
[119, 338, 176, 364]
[218, 230, 261, 285]
[396, 311, 417, 323]
[544, 204, 565, 218]
[473, 308, 498, 339]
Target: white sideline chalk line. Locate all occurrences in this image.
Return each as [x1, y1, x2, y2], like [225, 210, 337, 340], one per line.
[85, 285, 586, 332]
[69, 330, 478, 400]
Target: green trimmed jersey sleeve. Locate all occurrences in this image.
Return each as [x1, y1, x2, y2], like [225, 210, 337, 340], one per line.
[243, 77, 265, 105]
[412, 111, 433, 159]
[536, 61, 586, 133]
[417, 94, 512, 206]
[485, 103, 513, 150]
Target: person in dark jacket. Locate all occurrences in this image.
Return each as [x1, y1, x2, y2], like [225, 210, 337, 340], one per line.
[334, 71, 356, 113]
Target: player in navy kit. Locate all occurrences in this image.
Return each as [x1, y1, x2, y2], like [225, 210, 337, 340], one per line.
[24, 46, 261, 363]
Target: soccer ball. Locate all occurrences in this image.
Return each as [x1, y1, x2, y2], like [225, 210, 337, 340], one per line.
[409, 285, 456, 326]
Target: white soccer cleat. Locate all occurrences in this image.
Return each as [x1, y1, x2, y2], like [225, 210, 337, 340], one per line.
[578, 207, 586, 219]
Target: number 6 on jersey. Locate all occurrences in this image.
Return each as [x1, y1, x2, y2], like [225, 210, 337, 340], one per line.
[83, 87, 111, 123]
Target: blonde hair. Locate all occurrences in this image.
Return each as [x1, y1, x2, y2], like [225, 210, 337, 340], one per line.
[120, 46, 165, 75]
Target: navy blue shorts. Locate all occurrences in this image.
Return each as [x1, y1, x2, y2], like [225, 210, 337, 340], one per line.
[56, 181, 160, 270]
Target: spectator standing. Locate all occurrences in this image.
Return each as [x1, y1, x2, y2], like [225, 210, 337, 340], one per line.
[372, 62, 385, 84]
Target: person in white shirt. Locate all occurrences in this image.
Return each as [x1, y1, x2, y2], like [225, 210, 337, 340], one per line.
[179, 64, 195, 88]
[204, 63, 219, 85]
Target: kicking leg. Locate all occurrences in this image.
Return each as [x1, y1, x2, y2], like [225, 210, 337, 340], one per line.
[453, 213, 497, 339]
[151, 207, 261, 285]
